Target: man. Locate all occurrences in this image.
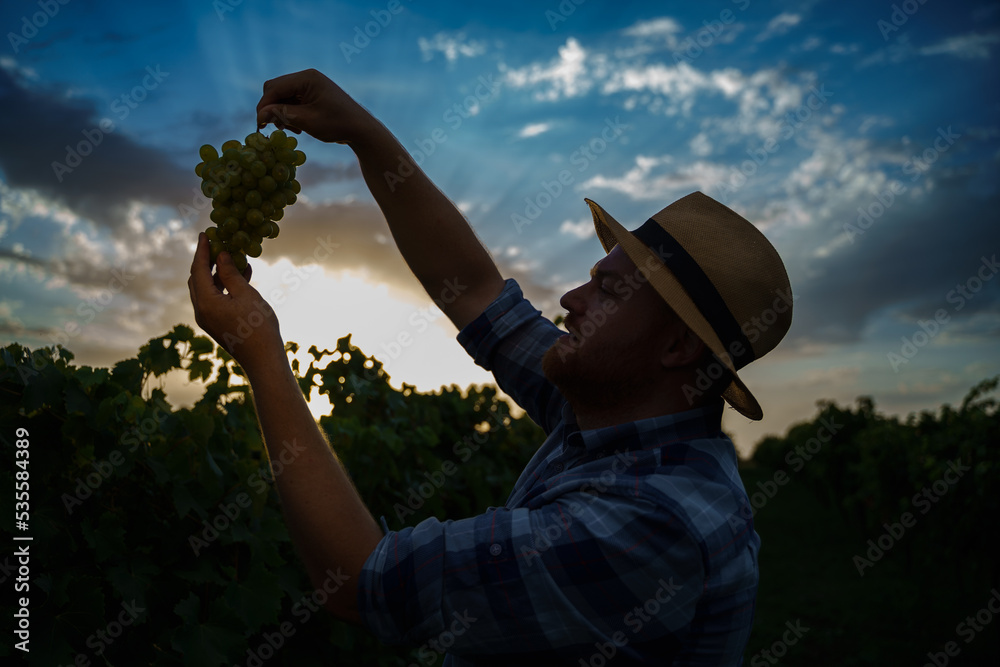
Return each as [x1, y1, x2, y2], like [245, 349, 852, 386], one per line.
[188, 68, 792, 665]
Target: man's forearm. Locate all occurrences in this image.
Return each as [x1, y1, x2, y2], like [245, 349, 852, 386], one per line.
[245, 351, 384, 624]
[349, 120, 505, 331]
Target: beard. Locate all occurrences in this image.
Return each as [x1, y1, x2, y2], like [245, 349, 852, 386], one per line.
[541, 333, 657, 413]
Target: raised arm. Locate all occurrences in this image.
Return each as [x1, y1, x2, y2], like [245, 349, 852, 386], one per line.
[256, 69, 505, 331]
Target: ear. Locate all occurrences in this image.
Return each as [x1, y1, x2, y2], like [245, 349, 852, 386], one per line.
[660, 324, 706, 369]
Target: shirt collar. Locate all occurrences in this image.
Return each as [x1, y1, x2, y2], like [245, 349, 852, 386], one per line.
[563, 397, 726, 454]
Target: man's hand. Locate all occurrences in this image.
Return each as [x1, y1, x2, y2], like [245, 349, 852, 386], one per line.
[256, 69, 379, 145]
[188, 232, 284, 374]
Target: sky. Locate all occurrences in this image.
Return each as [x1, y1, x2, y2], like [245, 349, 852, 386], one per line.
[1, 0, 998, 456]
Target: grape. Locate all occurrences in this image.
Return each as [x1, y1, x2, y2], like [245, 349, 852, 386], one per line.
[197, 132, 306, 267]
[258, 175, 277, 193]
[269, 129, 287, 145]
[230, 251, 248, 273]
[200, 144, 219, 161]
[272, 163, 290, 183]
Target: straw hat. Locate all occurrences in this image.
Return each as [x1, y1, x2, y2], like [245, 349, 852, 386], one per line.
[584, 192, 792, 421]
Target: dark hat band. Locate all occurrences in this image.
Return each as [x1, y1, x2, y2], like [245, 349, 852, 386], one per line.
[631, 217, 756, 369]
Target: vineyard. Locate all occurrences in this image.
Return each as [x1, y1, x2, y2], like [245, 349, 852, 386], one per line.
[1, 327, 997, 665]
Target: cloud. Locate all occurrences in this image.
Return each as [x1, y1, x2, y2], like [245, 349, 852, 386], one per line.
[622, 17, 683, 50]
[516, 122, 552, 139]
[502, 38, 591, 101]
[418, 32, 487, 63]
[0, 65, 191, 230]
[756, 13, 801, 42]
[861, 30, 1000, 67]
[558, 219, 594, 240]
[919, 31, 1000, 59]
[579, 156, 730, 201]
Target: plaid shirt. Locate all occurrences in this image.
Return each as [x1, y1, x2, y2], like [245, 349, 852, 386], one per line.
[357, 278, 759, 665]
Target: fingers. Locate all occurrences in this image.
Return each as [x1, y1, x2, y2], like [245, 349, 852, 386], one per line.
[188, 233, 220, 300]
[257, 70, 312, 113]
[257, 70, 317, 130]
[215, 251, 252, 298]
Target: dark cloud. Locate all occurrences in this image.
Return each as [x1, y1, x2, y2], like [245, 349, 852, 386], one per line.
[0, 65, 191, 229]
[0, 247, 45, 267]
[786, 175, 1000, 346]
[263, 199, 561, 309]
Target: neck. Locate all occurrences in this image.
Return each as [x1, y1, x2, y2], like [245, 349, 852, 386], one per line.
[567, 377, 716, 430]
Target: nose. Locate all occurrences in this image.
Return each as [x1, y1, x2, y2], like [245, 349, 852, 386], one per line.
[559, 281, 588, 316]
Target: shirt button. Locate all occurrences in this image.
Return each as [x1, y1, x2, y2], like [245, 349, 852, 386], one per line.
[489, 543, 502, 556]
[553, 463, 564, 472]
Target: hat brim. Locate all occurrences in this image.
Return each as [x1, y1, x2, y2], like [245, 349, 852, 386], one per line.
[585, 198, 764, 421]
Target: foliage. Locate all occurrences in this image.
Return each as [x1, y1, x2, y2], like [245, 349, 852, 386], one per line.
[0, 326, 542, 666]
[749, 378, 1000, 638]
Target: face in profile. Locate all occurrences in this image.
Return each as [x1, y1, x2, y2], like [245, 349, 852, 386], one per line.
[542, 245, 690, 407]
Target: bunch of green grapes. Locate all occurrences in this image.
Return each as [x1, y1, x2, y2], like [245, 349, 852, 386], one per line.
[196, 129, 306, 272]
